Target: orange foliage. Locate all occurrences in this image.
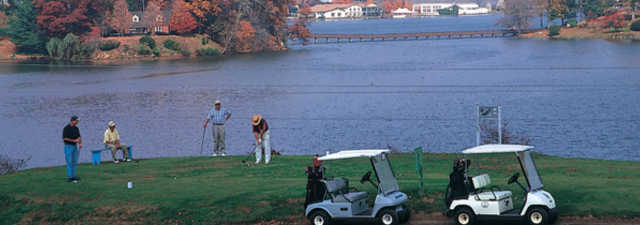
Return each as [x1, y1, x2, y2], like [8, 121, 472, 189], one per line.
[187, 0, 229, 24]
[170, 0, 198, 34]
[289, 2, 311, 44]
[383, 0, 412, 12]
[365, 0, 375, 5]
[234, 20, 255, 53]
[333, 0, 353, 4]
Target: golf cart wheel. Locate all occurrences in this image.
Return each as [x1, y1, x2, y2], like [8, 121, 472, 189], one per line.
[526, 207, 549, 225]
[454, 207, 476, 225]
[309, 210, 332, 225]
[377, 208, 399, 225]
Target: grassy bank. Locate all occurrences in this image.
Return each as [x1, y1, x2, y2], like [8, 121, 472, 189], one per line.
[520, 26, 640, 40]
[1, 153, 639, 224]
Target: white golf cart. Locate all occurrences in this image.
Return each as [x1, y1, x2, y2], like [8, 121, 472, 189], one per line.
[445, 144, 558, 225]
[304, 149, 410, 225]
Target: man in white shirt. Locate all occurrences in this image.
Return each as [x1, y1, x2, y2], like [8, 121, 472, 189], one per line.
[104, 121, 130, 163]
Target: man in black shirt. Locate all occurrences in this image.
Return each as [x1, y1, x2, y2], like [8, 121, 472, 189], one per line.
[62, 116, 82, 183]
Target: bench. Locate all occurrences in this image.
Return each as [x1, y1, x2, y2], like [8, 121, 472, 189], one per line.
[91, 145, 134, 165]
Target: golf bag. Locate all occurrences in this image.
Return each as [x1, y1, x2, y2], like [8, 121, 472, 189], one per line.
[445, 158, 473, 207]
[304, 165, 326, 208]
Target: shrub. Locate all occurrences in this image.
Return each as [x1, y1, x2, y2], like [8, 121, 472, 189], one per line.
[137, 44, 152, 55]
[201, 37, 208, 45]
[548, 25, 561, 37]
[77, 43, 96, 58]
[46, 37, 62, 58]
[152, 47, 161, 56]
[631, 20, 640, 31]
[566, 18, 578, 27]
[180, 49, 191, 56]
[139, 35, 156, 49]
[60, 33, 81, 60]
[99, 40, 120, 51]
[0, 154, 30, 175]
[163, 38, 181, 51]
[196, 47, 220, 56]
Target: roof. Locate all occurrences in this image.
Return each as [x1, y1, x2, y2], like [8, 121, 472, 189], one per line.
[462, 144, 534, 154]
[318, 149, 389, 161]
[310, 3, 364, 13]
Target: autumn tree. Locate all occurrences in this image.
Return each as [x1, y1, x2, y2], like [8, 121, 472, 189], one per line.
[108, 0, 132, 34]
[170, 0, 197, 34]
[0, 10, 7, 31]
[289, 1, 311, 44]
[549, 0, 570, 24]
[383, 0, 411, 13]
[233, 19, 254, 53]
[35, 0, 93, 37]
[143, 0, 162, 33]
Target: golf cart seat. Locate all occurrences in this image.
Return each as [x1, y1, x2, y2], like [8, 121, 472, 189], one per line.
[472, 174, 512, 201]
[324, 178, 368, 202]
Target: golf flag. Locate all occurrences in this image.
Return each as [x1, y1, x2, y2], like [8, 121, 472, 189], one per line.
[414, 147, 424, 192]
[479, 106, 499, 118]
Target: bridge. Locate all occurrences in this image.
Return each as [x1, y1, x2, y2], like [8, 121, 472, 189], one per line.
[291, 29, 538, 45]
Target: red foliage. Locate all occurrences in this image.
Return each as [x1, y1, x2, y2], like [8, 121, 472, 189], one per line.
[35, 0, 93, 37]
[383, 0, 412, 13]
[288, 2, 311, 44]
[144, 0, 163, 33]
[234, 20, 255, 53]
[601, 12, 627, 30]
[107, 0, 133, 34]
[170, 0, 198, 34]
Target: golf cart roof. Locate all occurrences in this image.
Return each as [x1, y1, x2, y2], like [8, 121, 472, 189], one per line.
[318, 149, 389, 161]
[462, 144, 534, 154]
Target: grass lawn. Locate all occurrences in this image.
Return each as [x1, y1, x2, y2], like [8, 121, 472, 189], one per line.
[1, 153, 639, 224]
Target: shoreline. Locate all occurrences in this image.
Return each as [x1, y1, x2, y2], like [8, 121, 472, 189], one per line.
[519, 27, 640, 41]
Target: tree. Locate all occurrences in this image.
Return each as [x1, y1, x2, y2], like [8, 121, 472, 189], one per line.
[498, 0, 537, 31]
[233, 19, 254, 53]
[532, 0, 548, 28]
[143, 0, 162, 33]
[289, 1, 311, 44]
[170, 0, 197, 34]
[108, 0, 132, 34]
[583, 0, 614, 19]
[35, 0, 93, 37]
[549, 0, 570, 24]
[7, 0, 47, 54]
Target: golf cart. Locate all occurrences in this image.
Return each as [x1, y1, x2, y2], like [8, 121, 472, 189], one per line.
[304, 149, 409, 225]
[445, 144, 558, 225]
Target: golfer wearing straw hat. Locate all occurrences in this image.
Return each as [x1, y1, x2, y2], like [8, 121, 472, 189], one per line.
[204, 100, 231, 156]
[104, 121, 130, 163]
[252, 114, 271, 164]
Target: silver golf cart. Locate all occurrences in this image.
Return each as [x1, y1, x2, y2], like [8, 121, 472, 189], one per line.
[304, 149, 409, 225]
[445, 144, 558, 225]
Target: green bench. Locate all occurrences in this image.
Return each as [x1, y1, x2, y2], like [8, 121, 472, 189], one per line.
[91, 145, 133, 165]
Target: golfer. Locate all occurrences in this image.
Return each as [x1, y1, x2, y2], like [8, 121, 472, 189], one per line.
[62, 116, 82, 183]
[104, 121, 130, 163]
[252, 114, 271, 164]
[203, 100, 231, 156]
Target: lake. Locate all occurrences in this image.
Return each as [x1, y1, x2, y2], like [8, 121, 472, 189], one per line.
[1, 15, 639, 168]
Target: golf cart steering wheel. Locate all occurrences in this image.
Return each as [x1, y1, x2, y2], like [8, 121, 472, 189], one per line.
[360, 171, 372, 184]
[508, 172, 520, 184]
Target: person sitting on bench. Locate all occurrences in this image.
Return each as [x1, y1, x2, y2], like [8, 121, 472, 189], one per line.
[104, 121, 130, 163]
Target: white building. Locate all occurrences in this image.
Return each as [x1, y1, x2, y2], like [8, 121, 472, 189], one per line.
[392, 8, 415, 18]
[457, 3, 490, 15]
[413, 3, 454, 16]
[310, 4, 364, 19]
[412, 2, 489, 16]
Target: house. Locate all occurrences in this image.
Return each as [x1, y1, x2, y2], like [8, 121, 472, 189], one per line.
[412, 2, 489, 16]
[129, 10, 171, 34]
[392, 8, 414, 18]
[309, 4, 364, 19]
[363, 4, 383, 17]
[412, 3, 454, 16]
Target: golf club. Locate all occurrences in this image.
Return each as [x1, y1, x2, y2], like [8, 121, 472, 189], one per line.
[199, 126, 206, 155]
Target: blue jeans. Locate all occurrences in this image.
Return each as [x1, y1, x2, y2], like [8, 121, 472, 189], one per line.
[64, 144, 79, 179]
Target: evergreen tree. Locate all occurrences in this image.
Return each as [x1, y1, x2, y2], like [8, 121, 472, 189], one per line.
[7, 0, 47, 54]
